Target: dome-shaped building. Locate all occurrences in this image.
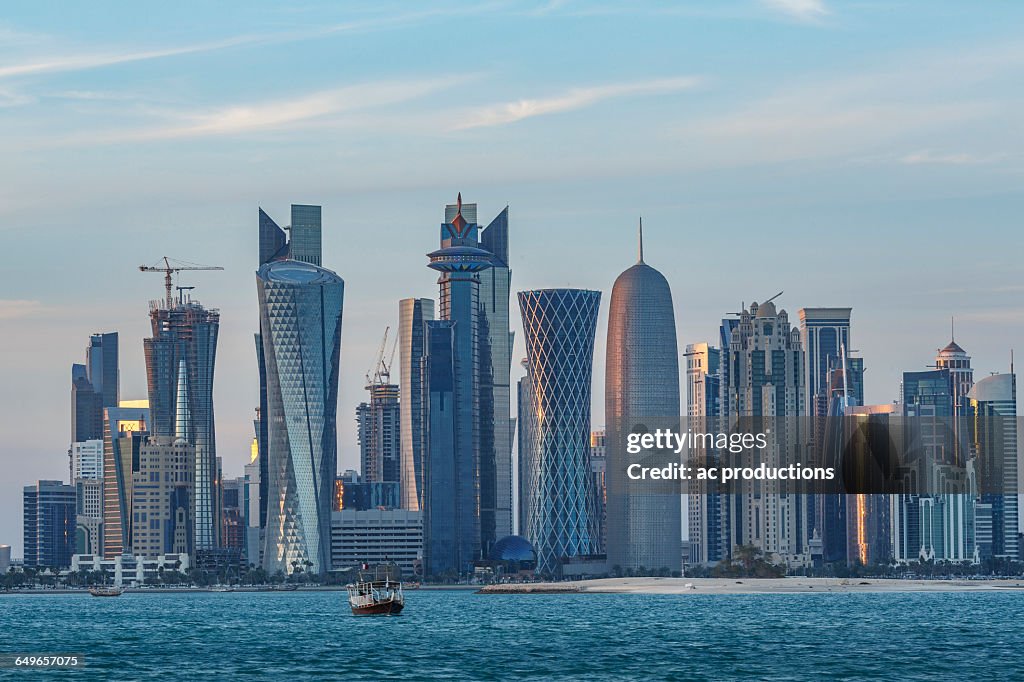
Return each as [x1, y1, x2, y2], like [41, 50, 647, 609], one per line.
[487, 535, 537, 574]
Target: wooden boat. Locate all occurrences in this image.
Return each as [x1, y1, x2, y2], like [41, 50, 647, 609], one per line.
[89, 586, 124, 597]
[347, 579, 404, 616]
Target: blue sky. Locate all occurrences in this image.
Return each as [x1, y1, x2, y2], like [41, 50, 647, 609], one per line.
[1, 1, 1023, 555]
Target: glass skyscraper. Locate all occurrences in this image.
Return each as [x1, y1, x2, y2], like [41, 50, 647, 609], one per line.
[72, 332, 119, 443]
[519, 288, 601, 577]
[23, 481, 76, 569]
[605, 231, 682, 574]
[966, 372, 1018, 560]
[257, 216, 344, 576]
[144, 291, 220, 550]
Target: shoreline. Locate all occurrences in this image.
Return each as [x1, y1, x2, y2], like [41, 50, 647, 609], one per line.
[478, 577, 1024, 595]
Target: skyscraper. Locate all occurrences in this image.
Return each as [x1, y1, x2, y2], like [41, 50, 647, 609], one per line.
[438, 196, 513, 552]
[72, 333, 119, 446]
[897, 368, 974, 563]
[799, 308, 855, 417]
[421, 195, 494, 574]
[966, 372, 1017, 560]
[421, 320, 469, 576]
[130, 437, 195, 558]
[144, 289, 219, 551]
[102, 404, 150, 558]
[398, 298, 433, 511]
[257, 209, 344, 575]
[799, 308, 863, 566]
[605, 228, 681, 574]
[720, 299, 808, 565]
[519, 288, 601, 577]
[358, 356, 401, 486]
[685, 342, 723, 566]
[475, 204, 514, 547]
[23, 480, 76, 569]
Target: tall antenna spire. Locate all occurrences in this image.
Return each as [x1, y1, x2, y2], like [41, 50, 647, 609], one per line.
[637, 216, 644, 264]
[951, 316, 955, 343]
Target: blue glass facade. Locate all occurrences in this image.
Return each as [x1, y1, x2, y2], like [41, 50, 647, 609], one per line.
[422, 320, 471, 576]
[23, 481, 76, 569]
[144, 297, 220, 550]
[519, 288, 601, 576]
[257, 259, 344, 576]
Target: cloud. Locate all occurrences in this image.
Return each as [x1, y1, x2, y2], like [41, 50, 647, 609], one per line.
[0, 35, 260, 79]
[63, 76, 470, 144]
[0, 300, 44, 320]
[0, 6, 501, 81]
[899, 150, 1007, 166]
[760, 0, 829, 21]
[454, 76, 701, 129]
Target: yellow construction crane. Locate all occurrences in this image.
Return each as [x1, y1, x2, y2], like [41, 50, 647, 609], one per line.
[139, 256, 224, 308]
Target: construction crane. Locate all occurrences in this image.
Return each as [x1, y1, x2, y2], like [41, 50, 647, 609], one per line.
[139, 257, 224, 309]
[366, 327, 391, 387]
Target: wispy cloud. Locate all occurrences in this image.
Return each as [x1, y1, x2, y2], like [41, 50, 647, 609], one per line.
[900, 149, 1007, 166]
[760, 0, 829, 22]
[0, 35, 260, 79]
[0, 6, 503, 82]
[64, 76, 470, 144]
[454, 76, 701, 130]
[0, 300, 44, 320]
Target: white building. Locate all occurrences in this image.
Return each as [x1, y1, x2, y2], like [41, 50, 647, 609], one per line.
[330, 509, 422, 577]
[73, 440, 104, 480]
[71, 553, 190, 587]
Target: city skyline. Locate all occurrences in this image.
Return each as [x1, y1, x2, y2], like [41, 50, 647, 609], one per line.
[3, 1, 1024, 556]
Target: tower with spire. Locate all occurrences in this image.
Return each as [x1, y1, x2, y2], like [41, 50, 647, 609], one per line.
[419, 193, 513, 576]
[604, 219, 682, 573]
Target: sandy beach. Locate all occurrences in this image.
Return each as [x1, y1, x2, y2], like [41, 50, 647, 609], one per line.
[479, 577, 1024, 595]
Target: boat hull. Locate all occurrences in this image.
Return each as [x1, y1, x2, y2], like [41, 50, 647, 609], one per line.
[350, 599, 404, 616]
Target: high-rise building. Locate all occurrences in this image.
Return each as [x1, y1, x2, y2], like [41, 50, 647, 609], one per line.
[23, 480, 76, 569]
[685, 342, 723, 566]
[244, 435, 262, 563]
[72, 332, 119, 449]
[398, 298, 434, 511]
[799, 309, 856, 416]
[896, 368, 976, 563]
[130, 437, 194, 558]
[256, 211, 344, 575]
[437, 196, 513, 552]
[516, 358, 533, 537]
[421, 196, 494, 576]
[102, 404, 150, 558]
[144, 285, 219, 552]
[590, 430, 607, 554]
[357, 381, 401, 485]
[519, 288, 601, 577]
[966, 372, 1017, 560]
[221, 476, 245, 554]
[474, 204, 514, 548]
[799, 309, 865, 567]
[720, 299, 808, 565]
[605, 229, 681, 574]
[75, 478, 103, 554]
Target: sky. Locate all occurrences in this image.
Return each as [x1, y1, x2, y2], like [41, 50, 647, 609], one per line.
[1, 0, 1023, 557]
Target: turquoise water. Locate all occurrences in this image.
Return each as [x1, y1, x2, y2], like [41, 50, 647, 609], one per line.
[2, 590, 1022, 680]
